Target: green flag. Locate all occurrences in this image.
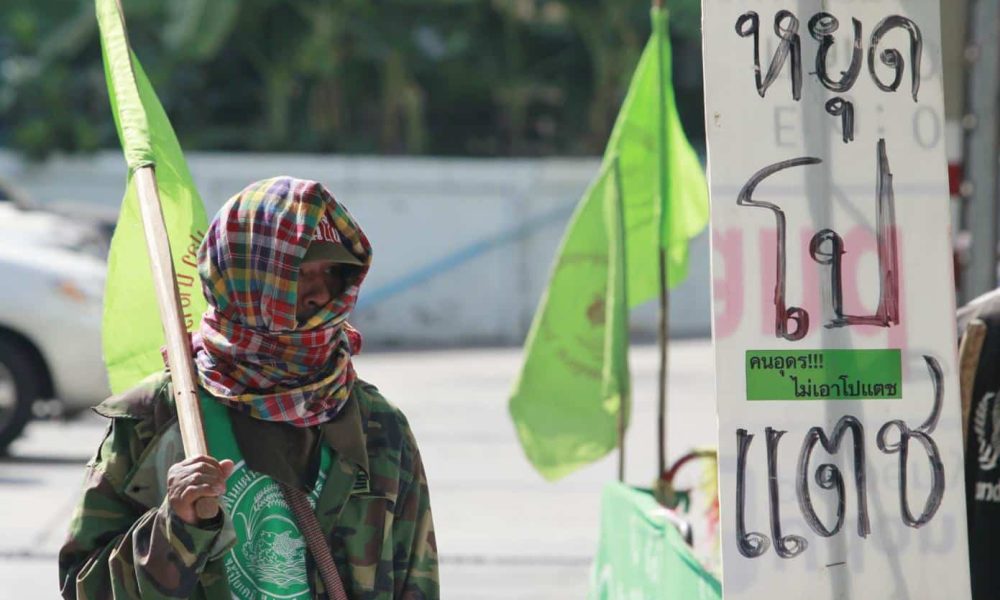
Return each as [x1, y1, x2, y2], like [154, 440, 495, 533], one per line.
[589, 482, 721, 599]
[508, 8, 708, 480]
[97, 0, 209, 394]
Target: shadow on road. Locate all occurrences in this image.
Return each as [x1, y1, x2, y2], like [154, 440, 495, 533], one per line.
[0, 454, 87, 466]
[0, 476, 43, 486]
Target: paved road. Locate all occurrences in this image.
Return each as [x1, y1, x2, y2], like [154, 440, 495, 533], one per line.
[0, 339, 718, 598]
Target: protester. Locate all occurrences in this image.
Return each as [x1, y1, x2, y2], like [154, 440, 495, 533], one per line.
[957, 288, 1000, 600]
[58, 176, 438, 599]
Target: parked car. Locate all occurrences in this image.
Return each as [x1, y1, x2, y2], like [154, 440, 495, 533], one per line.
[0, 180, 110, 452]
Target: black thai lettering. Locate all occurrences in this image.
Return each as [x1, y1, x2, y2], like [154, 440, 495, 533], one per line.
[825, 97, 855, 144]
[737, 391, 948, 559]
[796, 416, 871, 538]
[766, 427, 808, 558]
[868, 15, 923, 102]
[811, 139, 900, 329]
[876, 355, 946, 528]
[736, 11, 924, 102]
[736, 11, 802, 101]
[738, 157, 822, 341]
[809, 13, 863, 93]
[736, 429, 771, 558]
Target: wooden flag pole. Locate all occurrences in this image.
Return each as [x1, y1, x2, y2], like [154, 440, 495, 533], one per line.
[134, 166, 218, 520]
[652, 0, 670, 479]
[613, 156, 628, 483]
[657, 258, 670, 478]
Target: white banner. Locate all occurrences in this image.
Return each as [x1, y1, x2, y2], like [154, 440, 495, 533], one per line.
[703, 1, 971, 598]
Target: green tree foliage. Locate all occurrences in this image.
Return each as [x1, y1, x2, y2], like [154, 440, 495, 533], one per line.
[0, 0, 704, 159]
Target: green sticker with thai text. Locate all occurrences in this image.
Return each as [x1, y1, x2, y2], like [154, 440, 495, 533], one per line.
[745, 349, 902, 401]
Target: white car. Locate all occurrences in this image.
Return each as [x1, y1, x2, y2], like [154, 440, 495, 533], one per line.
[0, 186, 111, 452]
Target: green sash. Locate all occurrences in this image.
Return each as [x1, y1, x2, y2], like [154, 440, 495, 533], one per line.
[201, 394, 332, 600]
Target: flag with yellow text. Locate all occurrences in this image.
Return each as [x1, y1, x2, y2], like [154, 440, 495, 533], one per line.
[96, 0, 208, 393]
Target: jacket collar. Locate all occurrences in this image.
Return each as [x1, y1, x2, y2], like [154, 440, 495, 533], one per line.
[320, 385, 370, 475]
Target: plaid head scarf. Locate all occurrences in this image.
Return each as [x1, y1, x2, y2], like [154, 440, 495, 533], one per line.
[192, 176, 372, 427]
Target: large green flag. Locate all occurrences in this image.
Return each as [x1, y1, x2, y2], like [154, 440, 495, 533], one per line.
[508, 8, 708, 480]
[97, 0, 209, 394]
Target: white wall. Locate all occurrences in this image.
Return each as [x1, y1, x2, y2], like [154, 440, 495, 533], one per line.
[0, 150, 711, 346]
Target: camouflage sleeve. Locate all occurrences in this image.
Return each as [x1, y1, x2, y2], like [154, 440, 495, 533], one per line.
[394, 425, 439, 599]
[58, 418, 224, 599]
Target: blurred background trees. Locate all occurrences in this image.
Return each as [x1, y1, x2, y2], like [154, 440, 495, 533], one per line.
[0, 0, 704, 160]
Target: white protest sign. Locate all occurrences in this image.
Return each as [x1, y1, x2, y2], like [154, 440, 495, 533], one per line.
[703, 1, 971, 598]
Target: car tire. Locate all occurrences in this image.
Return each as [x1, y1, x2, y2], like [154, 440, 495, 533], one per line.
[0, 336, 41, 454]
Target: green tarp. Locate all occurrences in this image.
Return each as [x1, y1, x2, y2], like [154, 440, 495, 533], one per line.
[589, 482, 722, 599]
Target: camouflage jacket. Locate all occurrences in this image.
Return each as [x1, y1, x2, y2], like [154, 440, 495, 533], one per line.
[59, 374, 438, 599]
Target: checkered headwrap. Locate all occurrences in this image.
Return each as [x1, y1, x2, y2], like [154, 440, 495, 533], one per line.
[192, 176, 372, 426]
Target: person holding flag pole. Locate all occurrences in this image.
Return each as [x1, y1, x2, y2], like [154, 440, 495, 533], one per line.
[58, 2, 438, 599]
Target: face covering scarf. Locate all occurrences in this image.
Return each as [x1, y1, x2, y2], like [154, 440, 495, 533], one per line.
[192, 176, 372, 427]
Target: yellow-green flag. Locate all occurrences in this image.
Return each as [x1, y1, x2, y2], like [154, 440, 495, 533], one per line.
[97, 0, 208, 394]
[508, 8, 708, 481]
